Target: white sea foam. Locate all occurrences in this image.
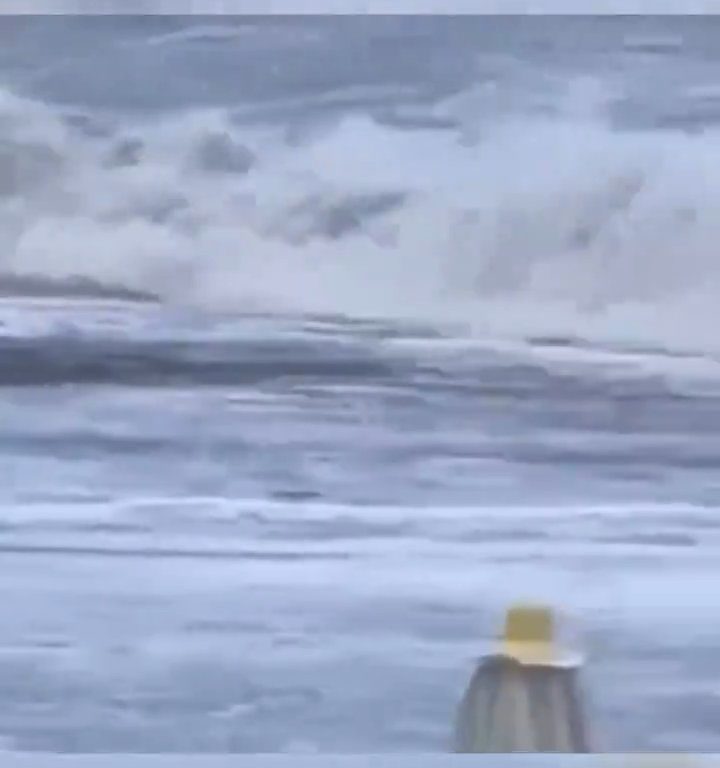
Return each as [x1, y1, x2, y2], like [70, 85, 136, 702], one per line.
[1, 78, 720, 357]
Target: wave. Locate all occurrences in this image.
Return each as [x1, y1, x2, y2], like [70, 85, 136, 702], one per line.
[2, 80, 720, 354]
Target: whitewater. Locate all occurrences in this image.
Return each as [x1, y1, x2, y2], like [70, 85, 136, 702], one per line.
[2, 13, 720, 753]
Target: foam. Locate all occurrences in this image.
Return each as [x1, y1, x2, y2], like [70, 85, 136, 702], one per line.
[3, 80, 720, 358]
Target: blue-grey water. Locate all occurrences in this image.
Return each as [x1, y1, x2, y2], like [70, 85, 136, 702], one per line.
[2, 14, 720, 754]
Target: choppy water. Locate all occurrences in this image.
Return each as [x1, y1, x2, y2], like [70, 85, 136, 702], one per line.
[3, 14, 720, 753]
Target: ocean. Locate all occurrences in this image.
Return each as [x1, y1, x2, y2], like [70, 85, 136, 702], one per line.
[1, 13, 720, 752]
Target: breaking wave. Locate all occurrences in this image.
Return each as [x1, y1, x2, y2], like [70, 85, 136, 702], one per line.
[2, 79, 720, 354]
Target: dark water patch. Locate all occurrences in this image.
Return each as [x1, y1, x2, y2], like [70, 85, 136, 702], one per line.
[449, 528, 552, 544]
[622, 35, 685, 55]
[0, 274, 159, 302]
[524, 399, 720, 435]
[0, 519, 151, 535]
[505, 443, 720, 471]
[0, 431, 226, 459]
[13, 491, 115, 505]
[271, 489, 323, 502]
[29, 638, 74, 651]
[0, 336, 397, 388]
[529, 334, 714, 363]
[278, 190, 408, 242]
[103, 136, 144, 168]
[0, 543, 352, 562]
[190, 131, 255, 175]
[591, 532, 697, 547]
[62, 111, 115, 139]
[529, 335, 593, 350]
